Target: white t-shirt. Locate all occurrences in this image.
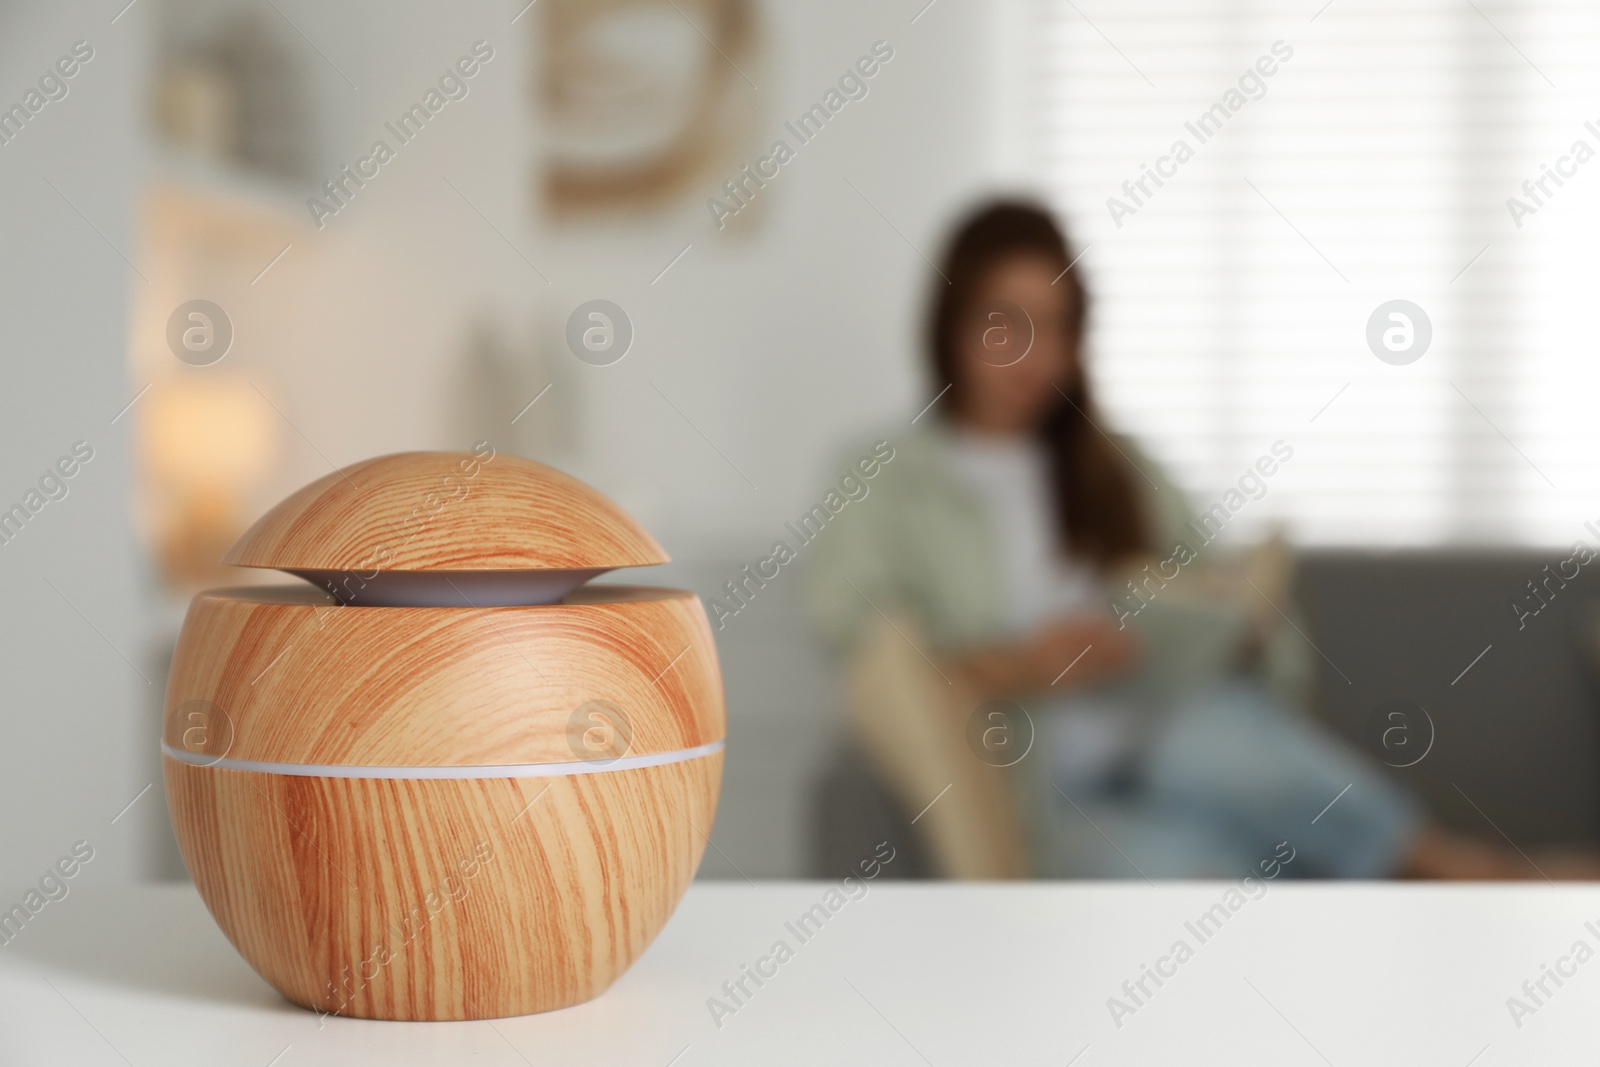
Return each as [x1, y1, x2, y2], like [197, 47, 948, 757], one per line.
[944, 429, 1105, 635]
[945, 428, 1133, 786]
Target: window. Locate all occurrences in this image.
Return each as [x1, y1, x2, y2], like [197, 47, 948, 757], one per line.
[1035, 0, 1600, 545]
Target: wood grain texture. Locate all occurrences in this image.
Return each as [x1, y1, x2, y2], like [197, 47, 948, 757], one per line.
[224, 450, 669, 572]
[173, 455, 722, 1019]
[164, 752, 722, 1020]
[163, 584, 724, 766]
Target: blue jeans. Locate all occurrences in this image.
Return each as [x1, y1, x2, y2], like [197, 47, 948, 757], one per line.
[1028, 683, 1424, 879]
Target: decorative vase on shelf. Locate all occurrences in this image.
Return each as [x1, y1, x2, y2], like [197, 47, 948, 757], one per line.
[161, 447, 725, 1021]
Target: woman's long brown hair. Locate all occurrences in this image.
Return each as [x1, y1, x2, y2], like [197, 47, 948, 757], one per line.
[929, 200, 1150, 569]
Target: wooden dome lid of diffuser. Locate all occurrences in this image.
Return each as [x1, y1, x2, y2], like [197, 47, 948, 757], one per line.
[162, 447, 724, 1022]
[224, 448, 668, 573]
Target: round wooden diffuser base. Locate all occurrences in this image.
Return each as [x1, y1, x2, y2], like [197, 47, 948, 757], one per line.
[165, 756, 720, 1020]
[163, 582, 725, 1021]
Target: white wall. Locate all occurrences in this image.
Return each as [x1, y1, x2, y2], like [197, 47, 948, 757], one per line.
[228, 0, 1005, 565]
[0, 5, 147, 892]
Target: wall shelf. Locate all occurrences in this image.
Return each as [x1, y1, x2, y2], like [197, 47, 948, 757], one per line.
[145, 147, 309, 241]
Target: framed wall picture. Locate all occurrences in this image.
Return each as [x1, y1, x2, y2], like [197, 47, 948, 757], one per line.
[538, 0, 763, 220]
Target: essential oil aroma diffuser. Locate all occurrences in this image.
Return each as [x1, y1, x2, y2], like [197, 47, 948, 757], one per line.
[161, 448, 725, 1021]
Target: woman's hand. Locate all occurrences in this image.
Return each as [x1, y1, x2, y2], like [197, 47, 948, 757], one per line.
[950, 616, 1141, 698]
[1025, 617, 1141, 690]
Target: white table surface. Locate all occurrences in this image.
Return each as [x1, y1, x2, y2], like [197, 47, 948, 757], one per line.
[1, 881, 1595, 1065]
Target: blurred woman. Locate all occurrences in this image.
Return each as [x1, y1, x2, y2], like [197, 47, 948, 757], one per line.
[808, 200, 1573, 879]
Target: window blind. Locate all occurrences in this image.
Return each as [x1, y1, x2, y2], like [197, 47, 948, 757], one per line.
[1033, 0, 1600, 546]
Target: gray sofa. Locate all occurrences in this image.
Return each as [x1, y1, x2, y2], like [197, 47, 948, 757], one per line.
[810, 548, 1600, 877]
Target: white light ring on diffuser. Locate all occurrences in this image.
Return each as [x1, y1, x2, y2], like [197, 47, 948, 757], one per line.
[161, 738, 725, 779]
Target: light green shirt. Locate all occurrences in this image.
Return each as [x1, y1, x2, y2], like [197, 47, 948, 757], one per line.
[805, 422, 1311, 713]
